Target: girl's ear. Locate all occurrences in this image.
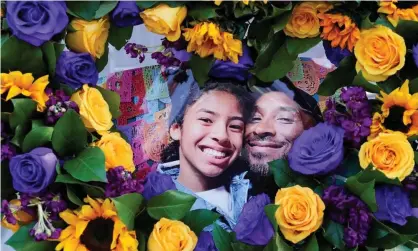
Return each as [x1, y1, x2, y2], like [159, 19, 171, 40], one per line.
[169, 123, 181, 141]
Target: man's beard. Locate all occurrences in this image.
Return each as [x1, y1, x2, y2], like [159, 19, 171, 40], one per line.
[243, 136, 290, 176]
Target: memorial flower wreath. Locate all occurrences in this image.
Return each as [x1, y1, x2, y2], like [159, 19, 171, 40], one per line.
[1, 1, 417, 251]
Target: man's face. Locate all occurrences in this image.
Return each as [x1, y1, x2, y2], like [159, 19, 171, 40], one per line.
[244, 92, 305, 175]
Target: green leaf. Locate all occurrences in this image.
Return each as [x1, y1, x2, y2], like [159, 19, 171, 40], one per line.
[94, 1, 118, 19]
[345, 176, 377, 212]
[5, 223, 55, 251]
[9, 99, 37, 130]
[56, 174, 106, 196]
[66, 185, 84, 206]
[385, 245, 413, 251]
[410, 78, 418, 94]
[136, 1, 157, 9]
[264, 204, 279, 231]
[112, 193, 145, 230]
[1, 36, 47, 77]
[66, 1, 101, 21]
[54, 43, 65, 62]
[41, 41, 57, 77]
[147, 190, 196, 220]
[10, 123, 30, 148]
[318, 56, 356, 96]
[108, 23, 133, 50]
[95, 42, 109, 73]
[356, 166, 402, 186]
[395, 20, 418, 48]
[1, 33, 10, 48]
[213, 224, 232, 251]
[189, 5, 219, 20]
[323, 220, 345, 250]
[378, 75, 402, 94]
[190, 55, 215, 87]
[94, 86, 121, 119]
[415, 151, 418, 165]
[302, 234, 319, 251]
[263, 233, 293, 251]
[361, 14, 374, 30]
[182, 209, 220, 235]
[353, 72, 381, 93]
[22, 126, 54, 152]
[254, 44, 297, 82]
[286, 37, 321, 56]
[269, 159, 317, 188]
[63, 147, 107, 182]
[231, 242, 261, 251]
[375, 15, 395, 29]
[51, 109, 87, 156]
[31, 119, 44, 128]
[272, 12, 292, 33]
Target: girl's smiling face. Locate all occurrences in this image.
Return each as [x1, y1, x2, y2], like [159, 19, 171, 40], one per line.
[170, 90, 245, 178]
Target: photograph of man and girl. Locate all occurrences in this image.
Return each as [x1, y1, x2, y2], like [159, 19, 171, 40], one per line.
[155, 71, 322, 233]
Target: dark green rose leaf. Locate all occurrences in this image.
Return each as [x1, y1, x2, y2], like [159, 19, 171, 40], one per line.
[318, 56, 356, 96]
[302, 234, 319, 251]
[63, 147, 107, 182]
[190, 55, 215, 87]
[323, 219, 345, 250]
[66, 1, 101, 21]
[52, 109, 88, 156]
[9, 99, 37, 130]
[353, 72, 381, 93]
[66, 185, 84, 206]
[5, 223, 55, 251]
[286, 37, 321, 57]
[41, 41, 57, 77]
[96, 42, 109, 73]
[108, 23, 133, 50]
[22, 126, 54, 152]
[213, 224, 232, 251]
[264, 204, 279, 232]
[112, 193, 145, 230]
[94, 86, 121, 119]
[94, 1, 118, 19]
[263, 233, 292, 251]
[182, 209, 220, 235]
[147, 190, 196, 220]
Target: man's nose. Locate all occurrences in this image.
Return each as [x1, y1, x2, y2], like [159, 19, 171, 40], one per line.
[254, 119, 276, 136]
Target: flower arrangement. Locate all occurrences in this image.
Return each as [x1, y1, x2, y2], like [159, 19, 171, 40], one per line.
[1, 1, 417, 251]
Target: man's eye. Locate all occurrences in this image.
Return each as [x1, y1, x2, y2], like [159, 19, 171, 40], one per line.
[251, 117, 261, 122]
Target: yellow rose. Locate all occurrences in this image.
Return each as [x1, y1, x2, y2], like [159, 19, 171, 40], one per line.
[1, 200, 34, 232]
[148, 218, 197, 251]
[71, 84, 113, 133]
[274, 185, 325, 244]
[284, 2, 321, 38]
[92, 132, 134, 172]
[65, 16, 110, 59]
[359, 132, 414, 181]
[354, 25, 406, 82]
[140, 4, 187, 42]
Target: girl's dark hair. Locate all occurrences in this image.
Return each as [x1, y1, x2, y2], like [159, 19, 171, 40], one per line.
[160, 80, 254, 163]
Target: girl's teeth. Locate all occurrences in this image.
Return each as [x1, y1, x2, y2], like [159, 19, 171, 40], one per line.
[203, 148, 226, 158]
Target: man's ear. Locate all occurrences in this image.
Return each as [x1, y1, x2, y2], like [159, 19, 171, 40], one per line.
[169, 123, 181, 141]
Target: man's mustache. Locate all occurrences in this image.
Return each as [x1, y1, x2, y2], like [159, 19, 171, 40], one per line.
[246, 135, 291, 146]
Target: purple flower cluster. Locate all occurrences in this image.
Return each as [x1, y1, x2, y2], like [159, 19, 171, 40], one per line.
[322, 185, 372, 248]
[413, 44, 418, 68]
[45, 89, 79, 125]
[125, 43, 148, 63]
[2, 192, 66, 241]
[1, 143, 16, 161]
[152, 37, 190, 69]
[105, 166, 146, 198]
[324, 87, 372, 147]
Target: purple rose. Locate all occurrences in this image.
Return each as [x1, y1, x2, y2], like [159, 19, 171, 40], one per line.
[55, 51, 99, 89]
[288, 123, 345, 175]
[374, 185, 412, 226]
[6, 1, 69, 46]
[209, 45, 254, 82]
[172, 49, 191, 62]
[110, 1, 143, 28]
[413, 44, 418, 68]
[9, 147, 57, 194]
[323, 40, 352, 67]
[142, 171, 176, 200]
[195, 231, 218, 251]
[233, 193, 274, 246]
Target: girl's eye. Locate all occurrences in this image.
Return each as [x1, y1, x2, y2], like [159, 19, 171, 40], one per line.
[199, 118, 212, 123]
[229, 124, 243, 132]
[277, 117, 295, 123]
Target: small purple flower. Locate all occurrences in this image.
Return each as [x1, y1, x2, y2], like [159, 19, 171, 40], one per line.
[413, 44, 418, 68]
[110, 1, 143, 27]
[1, 200, 17, 225]
[6, 1, 69, 46]
[105, 166, 145, 198]
[209, 45, 254, 82]
[234, 193, 274, 245]
[1, 143, 16, 161]
[340, 87, 368, 111]
[288, 123, 345, 175]
[142, 171, 176, 200]
[9, 147, 57, 193]
[125, 43, 148, 63]
[195, 231, 218, 251]
[340, 116, 372, 145]
[56, 51, 99, 89]
[375, 185, 412, 226]
[323, 40, 352, 67]
[42, 193, 67, 221]
[45, 89, 79, 125]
